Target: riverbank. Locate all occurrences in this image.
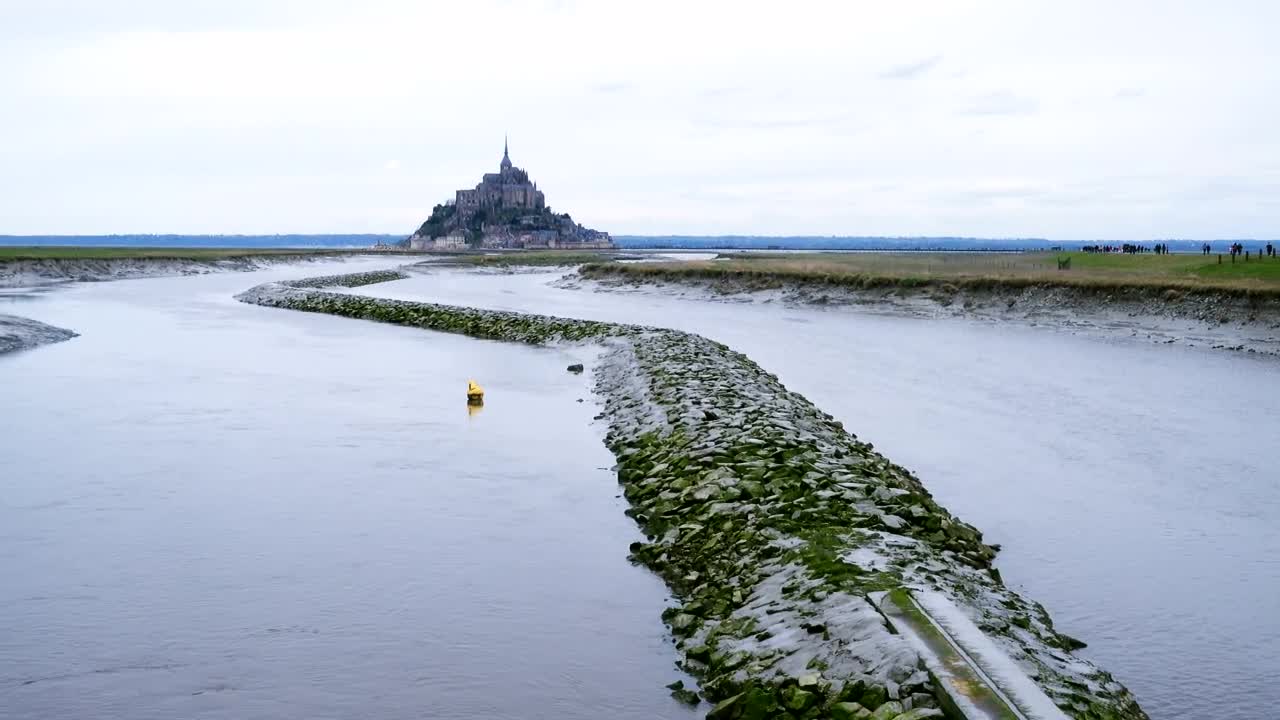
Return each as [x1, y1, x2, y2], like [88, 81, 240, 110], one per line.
[575, 259, 1280, 357]
[236, 271, 1148, 720]
[0, 313, 77, 354]
[0, 247, 376, 288]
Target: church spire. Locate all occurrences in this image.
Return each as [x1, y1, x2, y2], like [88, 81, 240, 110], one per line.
[501, 135, 512, 170]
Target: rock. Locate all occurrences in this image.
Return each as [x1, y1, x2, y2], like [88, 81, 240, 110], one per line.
[666, 680, 700, 706]
[783, 687, 816, 711]
[859, 686, 888, 710]
[668, 613, 700, 635]
[880, 514, 907, 531]
[706, 693, 742, 720]
[830, 701, 872, 720]
[567, 363, 585, 373]
[739, 687, 781, 718]
[869, 701, 904, 720]
[904, 693, 934, 710]
[1058, 632, 1088, 650]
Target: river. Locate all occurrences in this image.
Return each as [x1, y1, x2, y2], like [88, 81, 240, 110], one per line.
[350, 264, 1280, 720]
[0, 260, 697, 720]
[2, 260, 1277, 720]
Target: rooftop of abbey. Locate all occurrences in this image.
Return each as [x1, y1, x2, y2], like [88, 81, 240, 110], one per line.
[406, 140, 614, 251]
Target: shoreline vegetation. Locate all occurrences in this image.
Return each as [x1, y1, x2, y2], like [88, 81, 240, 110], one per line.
[582, 251, 1280, 296]
[0, 247, 624, 284]
[236, 270, 1149, 720]
[577, 252, 1280, 356]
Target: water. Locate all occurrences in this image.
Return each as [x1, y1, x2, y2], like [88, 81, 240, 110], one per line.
[351, 266, 1280, 720]
[0, 261, 696, 720]
[4, 262, 1278, 719]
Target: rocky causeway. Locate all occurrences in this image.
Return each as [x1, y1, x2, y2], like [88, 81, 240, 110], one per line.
[236, 270, 1149, 720]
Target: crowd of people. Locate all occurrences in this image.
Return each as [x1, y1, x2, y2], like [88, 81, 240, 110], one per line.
[1081, 243, 1166, 254]
[1080, 242, 1276, 257]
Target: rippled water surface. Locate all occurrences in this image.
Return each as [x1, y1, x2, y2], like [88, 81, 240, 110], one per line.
[352, 265, 1280, 720]
[4, 260, 1279, 720]
[0, 261, 696, 720]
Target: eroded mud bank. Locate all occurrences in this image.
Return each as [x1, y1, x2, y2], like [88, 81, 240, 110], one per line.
[571, 267, 1280, 358]
[0, 313, 77, 354]
[0, 254, 362, 289]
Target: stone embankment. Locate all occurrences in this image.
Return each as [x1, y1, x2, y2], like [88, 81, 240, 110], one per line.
[0, 314, 77, 354]
[282, 269, 410, 288]
[237, 272, 1149, 720]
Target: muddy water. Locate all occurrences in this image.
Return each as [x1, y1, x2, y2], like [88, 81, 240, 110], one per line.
[352, 266, 1280, 720]
[0, 262, 695, 720]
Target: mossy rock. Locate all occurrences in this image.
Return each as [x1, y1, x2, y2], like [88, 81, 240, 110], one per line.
[868, 700, 904, 720]
[830, 702, 872, 720]
[859, 686, 888, 709]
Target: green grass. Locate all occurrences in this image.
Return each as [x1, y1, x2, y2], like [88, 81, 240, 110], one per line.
[0, 246, 365, 261]
[582, 251, 1280, 296]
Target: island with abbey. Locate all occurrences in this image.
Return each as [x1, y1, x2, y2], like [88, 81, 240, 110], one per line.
[403, 140, 614, 250]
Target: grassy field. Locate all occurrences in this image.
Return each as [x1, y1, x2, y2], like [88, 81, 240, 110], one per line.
[0, 246, 367, 261]
[582, 251, 1280, 296]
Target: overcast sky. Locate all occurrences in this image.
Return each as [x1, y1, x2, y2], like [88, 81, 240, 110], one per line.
[2, 0, 1277, 238]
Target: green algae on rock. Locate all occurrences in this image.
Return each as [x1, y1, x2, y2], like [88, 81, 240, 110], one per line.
[236, 272, 1149, 720]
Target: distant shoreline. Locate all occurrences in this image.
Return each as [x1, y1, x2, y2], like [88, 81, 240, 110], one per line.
[0, 246, 369, 261]
[575, 254, 1280, 357]
[0, 248, 382, 288]
[6, 234, 1279, 253]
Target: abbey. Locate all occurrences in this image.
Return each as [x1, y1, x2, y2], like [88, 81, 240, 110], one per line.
[406, 140, 614, 250]
[455, 139, 546, 215]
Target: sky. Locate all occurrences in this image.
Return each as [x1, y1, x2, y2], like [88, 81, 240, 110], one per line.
[1, 0, 1278, 239]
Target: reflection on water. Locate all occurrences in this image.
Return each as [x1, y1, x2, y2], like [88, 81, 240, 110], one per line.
[353, 266, 1280, 720]
[0, 262, 695, 720]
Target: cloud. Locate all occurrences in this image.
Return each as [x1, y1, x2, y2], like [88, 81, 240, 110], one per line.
[959, 91, 1040, 116]
[2, 1, 1279, 238]
[591, 81, 631, 94]
[879, 55, 942, 80]
[699, 86, 744, 99]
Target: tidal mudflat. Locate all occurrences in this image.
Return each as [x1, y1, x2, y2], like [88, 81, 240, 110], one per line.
[351, 264, 1280, 720]
[0, 263, 694, 720]
[4, 260, 1277, 719]
[245, 271, 1146, 718]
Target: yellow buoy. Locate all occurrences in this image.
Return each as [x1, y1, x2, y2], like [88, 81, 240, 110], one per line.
[466, 379, 484, 404]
